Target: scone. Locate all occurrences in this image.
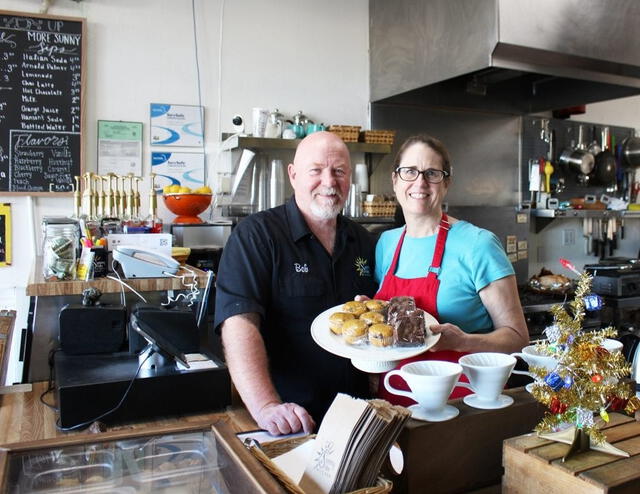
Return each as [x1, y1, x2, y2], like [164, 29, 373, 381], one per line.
[360, 311, 385, 326]
[342, 301, 367, 317]
[368, 323, 394, 347]
[365, 299, 387, 313]
[329, 312, 355, 334]
[342, 319, 368, 345]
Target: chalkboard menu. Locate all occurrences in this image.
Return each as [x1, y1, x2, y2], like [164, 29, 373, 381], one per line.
[0, 11, 84, 193]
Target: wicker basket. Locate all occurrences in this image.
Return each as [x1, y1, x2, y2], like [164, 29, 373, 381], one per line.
[359, 130, 396, 145]
[247, 435, 392, 494]
[328, 125, 361, 142]
[362, 200, 397, 217]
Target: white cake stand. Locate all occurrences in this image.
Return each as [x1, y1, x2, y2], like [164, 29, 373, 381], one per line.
[310, 304, 440, 373]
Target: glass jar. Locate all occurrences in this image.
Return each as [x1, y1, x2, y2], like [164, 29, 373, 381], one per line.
[42, 222, 79, 281]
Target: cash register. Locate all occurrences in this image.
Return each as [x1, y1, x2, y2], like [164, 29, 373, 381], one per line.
[54, 299, 230, 429]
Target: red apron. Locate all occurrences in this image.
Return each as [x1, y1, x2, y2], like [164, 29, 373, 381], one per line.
[375, 214, 472, 406]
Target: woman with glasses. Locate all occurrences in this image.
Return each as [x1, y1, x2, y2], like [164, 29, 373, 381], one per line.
[371, 134, 528, 406]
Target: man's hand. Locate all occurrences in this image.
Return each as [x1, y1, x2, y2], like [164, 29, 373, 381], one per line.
[256, 402, 316, 436]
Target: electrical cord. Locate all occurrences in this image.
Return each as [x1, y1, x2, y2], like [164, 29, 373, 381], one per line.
[191, 0, 207, 173]
[107, 260, 148, 304]
[40, 348, 60, 412]
[161, 265, 199, 307]
[55, 347, 155, 432]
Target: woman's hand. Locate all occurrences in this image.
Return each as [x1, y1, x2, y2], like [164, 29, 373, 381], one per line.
[428, 323, 469, 352]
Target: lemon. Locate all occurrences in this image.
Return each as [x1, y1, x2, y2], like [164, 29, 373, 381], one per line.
[162, 185, 172, 194]
[178, 186, 191, 193]
[199, 186, 212, 194]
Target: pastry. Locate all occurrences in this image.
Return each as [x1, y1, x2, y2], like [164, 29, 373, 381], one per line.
[329, 312, 355, 334]
[394, 310, 426, 346]
[368, 323, 393, 347]
[386, 296, 417, 326]
[342, 319, 368, 345]
[365, 299, 387, 312]
[342, 300, 367, 317]
[360, 311, 385, 326]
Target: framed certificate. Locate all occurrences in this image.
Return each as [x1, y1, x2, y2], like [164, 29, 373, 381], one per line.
[150, 104, 204, 147]
[97, 120, 143, 176]
[0, 203, 12, 267]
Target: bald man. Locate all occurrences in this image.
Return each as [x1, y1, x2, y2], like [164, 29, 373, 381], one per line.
[214, 132, 378, 435]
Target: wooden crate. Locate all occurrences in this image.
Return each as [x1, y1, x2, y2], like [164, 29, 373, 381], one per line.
[503, 413, 640, 493]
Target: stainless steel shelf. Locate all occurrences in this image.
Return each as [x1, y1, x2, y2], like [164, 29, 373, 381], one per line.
[220, 134, 391, 154]
[531, 208, 640, 232]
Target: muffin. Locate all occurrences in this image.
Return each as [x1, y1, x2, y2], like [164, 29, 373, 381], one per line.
[368, 323, 394, 347]
[342, 301, 367, 317]
[365, 299, 388, 313]
[329, 312, 355, 335]
[360, 311, 385, 326]
[342, 319, 368, 345]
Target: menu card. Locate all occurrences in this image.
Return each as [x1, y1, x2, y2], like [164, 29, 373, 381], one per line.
[299, 394, 411, 494]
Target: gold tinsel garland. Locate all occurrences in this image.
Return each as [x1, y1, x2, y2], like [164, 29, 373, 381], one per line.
[529, 269, 638, 446]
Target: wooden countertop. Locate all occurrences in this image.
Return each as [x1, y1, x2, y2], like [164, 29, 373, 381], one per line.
[0, 382, 257, 446]
[27, 259, 210, 296]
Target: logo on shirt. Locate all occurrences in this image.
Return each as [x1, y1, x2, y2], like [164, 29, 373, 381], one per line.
[294, 262, 309, 273]
[355, 256, 371, 277]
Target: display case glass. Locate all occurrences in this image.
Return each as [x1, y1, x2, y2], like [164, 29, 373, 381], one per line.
[0, 422, 284, 493]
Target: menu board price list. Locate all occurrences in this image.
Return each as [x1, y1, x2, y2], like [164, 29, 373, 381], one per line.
[0, 12, 83, 193]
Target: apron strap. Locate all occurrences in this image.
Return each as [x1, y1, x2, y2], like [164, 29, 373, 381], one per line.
[388, 227, 407, 275]
[427, 213, 449, 277]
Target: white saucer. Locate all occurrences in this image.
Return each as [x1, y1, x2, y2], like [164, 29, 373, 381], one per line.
[463, 393, 514, 410]
[409, 404, 459, 422]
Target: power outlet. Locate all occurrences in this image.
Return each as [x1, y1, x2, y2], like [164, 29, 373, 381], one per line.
[562, 229, 576, 246]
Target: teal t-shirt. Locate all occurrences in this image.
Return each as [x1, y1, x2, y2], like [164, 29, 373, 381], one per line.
[374, 221, 514, 334]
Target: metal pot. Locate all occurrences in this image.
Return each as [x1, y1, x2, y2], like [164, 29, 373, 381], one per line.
[594, 127, 617, 187]
[558, 124, 595, 175]
[620, 135, 640, 169]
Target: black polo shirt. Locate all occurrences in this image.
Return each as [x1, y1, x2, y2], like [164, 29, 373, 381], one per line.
[214, 196, 378, 421]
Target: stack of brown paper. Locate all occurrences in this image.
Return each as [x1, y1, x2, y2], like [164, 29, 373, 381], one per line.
[299, 394, 410, 494]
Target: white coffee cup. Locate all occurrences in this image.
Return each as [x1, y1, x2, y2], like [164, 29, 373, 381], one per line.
[457, 352, 516, 409]
[602, 338, 623, 354]
[251, 107, 269, 138]
[383, 360, 463, 422]
[511, 345, 559, 379]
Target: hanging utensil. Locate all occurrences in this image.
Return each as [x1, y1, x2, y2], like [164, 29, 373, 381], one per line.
[559, 124, 595, 177]
[587, 125, 602, 156]
[544, 160, 554, 193]
[594, 127, 617, 188]
[620, 135, 640, 169]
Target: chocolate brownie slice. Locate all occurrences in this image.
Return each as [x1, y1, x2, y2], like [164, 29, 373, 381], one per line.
[394, 309, 426, 346]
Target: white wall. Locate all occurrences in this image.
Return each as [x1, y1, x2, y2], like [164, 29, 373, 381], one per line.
[0, 0, 369, 382]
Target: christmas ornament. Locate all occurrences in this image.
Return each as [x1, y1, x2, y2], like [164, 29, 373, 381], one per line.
[532, 259, 635, 461]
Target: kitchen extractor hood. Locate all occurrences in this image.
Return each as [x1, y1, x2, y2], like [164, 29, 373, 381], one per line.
[370, 0, 640, 114]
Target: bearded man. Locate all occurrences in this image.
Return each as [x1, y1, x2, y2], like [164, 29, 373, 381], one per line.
[214, 132, 377, 435]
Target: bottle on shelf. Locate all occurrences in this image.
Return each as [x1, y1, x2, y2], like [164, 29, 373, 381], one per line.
[144, 173, 164, 233]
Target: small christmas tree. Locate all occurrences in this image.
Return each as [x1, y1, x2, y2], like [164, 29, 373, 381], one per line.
[528, 259, 639, 458]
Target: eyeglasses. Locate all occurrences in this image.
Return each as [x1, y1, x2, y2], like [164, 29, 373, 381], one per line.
[395, 167, 450, 183]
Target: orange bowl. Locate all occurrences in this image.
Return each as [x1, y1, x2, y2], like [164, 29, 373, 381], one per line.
[163, 193, 212, 223]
